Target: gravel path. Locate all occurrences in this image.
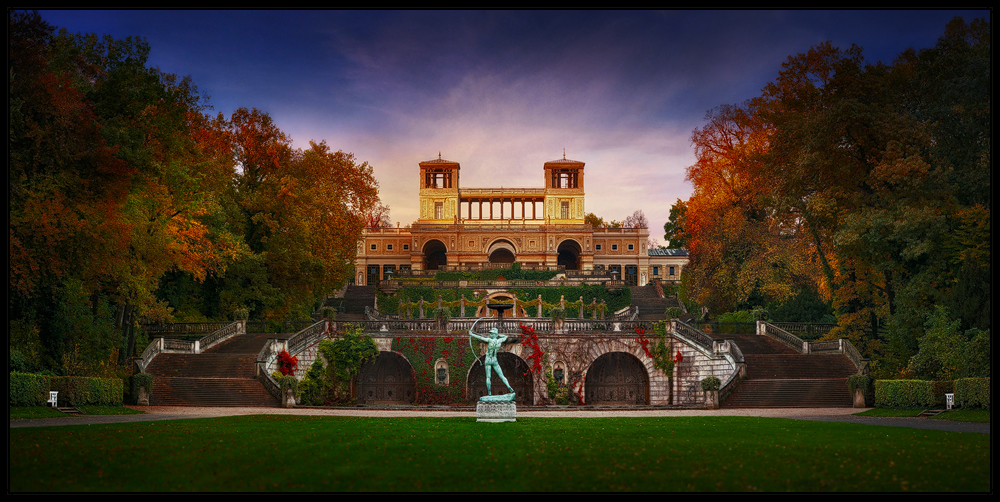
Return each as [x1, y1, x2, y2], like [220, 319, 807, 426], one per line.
[9, 406, 989, 434]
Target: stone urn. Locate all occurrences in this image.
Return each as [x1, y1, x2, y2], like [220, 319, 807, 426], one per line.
[283, 387, 297, 408]
[853, 388, 867, 408]
[136, 387, 150, 406]
[704, 390, 719, 410]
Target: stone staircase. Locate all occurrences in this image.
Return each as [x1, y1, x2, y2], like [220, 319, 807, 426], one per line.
[630, 285, 680, 321]
[326, 284, 377, 321]
[719, 333, 856, 408]
[145, 333, 280, 407]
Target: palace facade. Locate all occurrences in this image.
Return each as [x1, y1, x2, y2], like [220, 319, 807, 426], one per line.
[354, 155, 688, 286]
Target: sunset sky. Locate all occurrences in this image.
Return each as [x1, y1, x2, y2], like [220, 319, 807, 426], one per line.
[38, 9, 988, 241]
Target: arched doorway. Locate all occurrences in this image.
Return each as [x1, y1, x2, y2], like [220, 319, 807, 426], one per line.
[584, 352, 649, 405]
[356, 352, 416, 404]
[468, 352, 533, 405]
[423, 240, 448, 270]
[487, 239, 517, 264]
[557, 239, 582, 270]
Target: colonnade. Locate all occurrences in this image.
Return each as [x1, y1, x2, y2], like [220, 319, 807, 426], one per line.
[460, 196, 545, 221]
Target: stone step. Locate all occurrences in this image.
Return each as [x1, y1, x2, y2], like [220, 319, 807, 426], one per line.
[146, 353, 259, 379]
[204, 333, 274, 354]
[149, 377, 278, 407]
[711, 334, 801, 355]
[744, 354, 858, 379]
[722, 379, 852, 408]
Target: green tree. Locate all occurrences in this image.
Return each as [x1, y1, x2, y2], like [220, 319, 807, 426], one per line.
[318, 324, 379, 402]
[662, 199, 689, 248]
[584, 212, 605, 228]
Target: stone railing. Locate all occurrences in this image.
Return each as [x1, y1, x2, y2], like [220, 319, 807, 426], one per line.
[245, 320, 317, 335]
[329, 317, 662, 335]
[379, 278, 625, 289]
[760, 322, 808, 353]
[834, 338, 868, 374]
[135, 322, 244, 373]
[135, 338, 194, 373]
[255, 339, 285, 403]
[672, 320, 715, 353]
[136, 338, 164, 373]
[770, 322, 837, 340]
[716, 338, 746, 405]
[759, 322, 869, 374]
[287, 321, 329, 356]
[610, 305, 638, 321]
[200, 321, 244, 352]
[142, 322, 230, 336]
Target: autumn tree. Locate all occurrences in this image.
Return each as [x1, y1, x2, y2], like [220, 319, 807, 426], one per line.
[681, 17, 990, 376]
[9, 11, 243, 371]
[194, 108, 380, 321]
[9, 12, 381, 374]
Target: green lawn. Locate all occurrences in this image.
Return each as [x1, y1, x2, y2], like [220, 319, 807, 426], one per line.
[9, 416, 989, 492]
[854, 408, 991, 422]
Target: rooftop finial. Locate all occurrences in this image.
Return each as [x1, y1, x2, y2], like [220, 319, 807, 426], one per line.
[563, 148, 566, 160]
[438, 151, 442, 160]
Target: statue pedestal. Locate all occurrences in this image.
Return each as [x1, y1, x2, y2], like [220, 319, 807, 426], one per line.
[476, 401, 517, 422]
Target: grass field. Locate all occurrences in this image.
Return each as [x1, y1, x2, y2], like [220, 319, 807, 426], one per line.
[853, 408, 990, 422]
[9, 415, 989, 492]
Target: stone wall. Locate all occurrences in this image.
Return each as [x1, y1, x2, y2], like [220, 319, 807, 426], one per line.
[293, 327, 738, 407]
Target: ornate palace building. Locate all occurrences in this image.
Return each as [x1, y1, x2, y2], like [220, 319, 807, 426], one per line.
[354, 155, 688, 287]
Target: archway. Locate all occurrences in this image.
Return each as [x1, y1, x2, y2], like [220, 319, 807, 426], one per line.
[356, 352, 416, 404]
[487, 239, 517, 264]
[584, 352, 649, 405]
[557, 239, 582, 270]
[468, 352, 533, 405]
[422, 240, 448, 270]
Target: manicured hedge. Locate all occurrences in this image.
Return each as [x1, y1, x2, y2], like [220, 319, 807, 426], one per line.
[9, 372, 51, 406]
[954, 377, 990, 409]
[48, 376, 124, 406]
[874, 379, 936, 408]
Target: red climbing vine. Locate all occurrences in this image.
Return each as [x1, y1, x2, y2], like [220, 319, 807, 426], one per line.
[519, 324, 544, 376]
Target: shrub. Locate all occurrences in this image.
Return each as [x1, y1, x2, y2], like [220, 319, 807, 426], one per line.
[319, 325, 379, 402]
[49, 376, 124, 406]
[701, 376, 721, 391]
[847, 374, 872, 395]
[432, 307, 450, 323]
[10, 372, 50, 406]
[131, 373, 154, 401]
[874, 379, 935, 408]
[549, 308, 567, 322]
[297, 359, 326, 406]
[664, 307, 684, 319]
[280, 375, 299, 398]
[320, 306, 337, 321]
[954, 377, 990, 409]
